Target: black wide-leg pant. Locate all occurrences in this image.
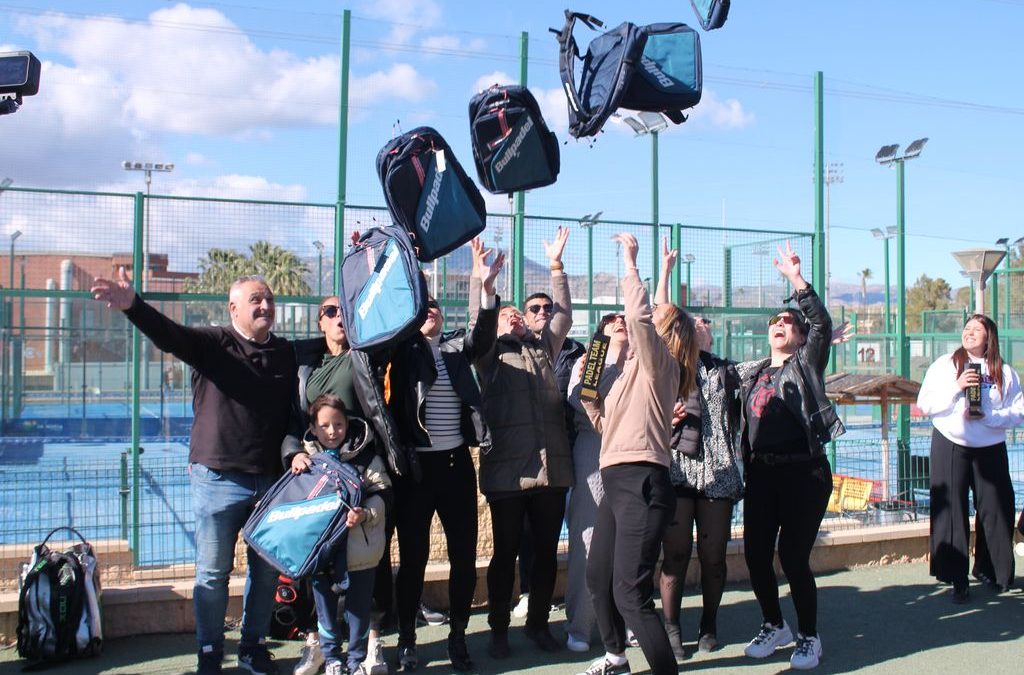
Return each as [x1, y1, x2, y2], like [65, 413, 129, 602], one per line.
[929, 429, 1016, 588]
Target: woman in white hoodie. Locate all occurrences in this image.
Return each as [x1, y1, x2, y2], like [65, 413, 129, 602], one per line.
[917, 313, 1024, 602]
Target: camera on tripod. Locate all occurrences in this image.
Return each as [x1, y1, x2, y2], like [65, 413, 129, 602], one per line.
[0, 51, 41, 116]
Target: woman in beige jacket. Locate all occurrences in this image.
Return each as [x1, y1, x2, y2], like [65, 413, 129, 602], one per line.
[579, 233, 700, 675]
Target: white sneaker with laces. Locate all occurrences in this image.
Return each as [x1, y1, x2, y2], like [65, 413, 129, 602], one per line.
[566, 632, 591, 652]
[293, 635, 324, 675]
[790, 633, 822, 670]
[324, 661, 345, 675]
[363, 633, 388, 675]
[743, 621, 794, 658]
[575, 656, 631, 675]
[512, 593, 530, 619]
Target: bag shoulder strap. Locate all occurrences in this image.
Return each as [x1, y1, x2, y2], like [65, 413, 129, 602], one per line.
[551, 11, 604, 133]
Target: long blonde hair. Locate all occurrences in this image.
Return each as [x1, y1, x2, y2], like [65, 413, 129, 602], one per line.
[655, 304, 699, 399]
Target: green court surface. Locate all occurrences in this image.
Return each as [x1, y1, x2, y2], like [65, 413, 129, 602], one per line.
[2, 562, 1023, 674]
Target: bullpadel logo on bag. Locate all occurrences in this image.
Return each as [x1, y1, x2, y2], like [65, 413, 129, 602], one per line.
[358, 243, 401, 320]
[266, 497, 341, 524]
[494, 116, 535, 175]
[640, 55, 675, 89]
[418, 165, 444, 233]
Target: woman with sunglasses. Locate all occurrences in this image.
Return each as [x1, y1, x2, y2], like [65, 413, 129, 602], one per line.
[564, 311, 630, 653]
[917, 314, 1023, 602]
[654, 240, 742, 660]
[578, 232, 699, 675]
[736, 241, 844, 671]
[285, 292, 405, 675]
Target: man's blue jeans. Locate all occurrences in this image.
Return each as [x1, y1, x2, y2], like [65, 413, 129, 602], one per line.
[190, 463, 278, 651]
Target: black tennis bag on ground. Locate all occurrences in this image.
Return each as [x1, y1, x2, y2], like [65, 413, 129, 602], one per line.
[468, 84, 560, 194]
[243, 452, 363, 579]
[269, 575, 316, 640]
[553, 11, 702, 139]
[376, 127, 486, 262]
[17, 527, 103, 668]
[690, 0, 730, 31]
[338, 226, 429, 352]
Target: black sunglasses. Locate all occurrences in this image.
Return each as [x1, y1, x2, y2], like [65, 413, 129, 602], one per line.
[427, 300, 440, 310]
[526, 303, 553, 315]
[319, 305, 340, 319]
[697, 317, 712, 326]
[768, 314, 795, 327]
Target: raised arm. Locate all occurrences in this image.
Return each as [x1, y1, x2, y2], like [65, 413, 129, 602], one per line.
[775, 241, 832, 373]
[613, 233, 672, 377]
[465, 238, 503, 361]
[654, 237, 677, 307]
[543, 227, 573, 357]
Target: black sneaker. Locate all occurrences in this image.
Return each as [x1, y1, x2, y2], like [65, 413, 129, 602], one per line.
[196, 645, 223, 675]
[488, 630, 510, 659]
[524, 624, 561, 652]
[951, 583, 970, 604]
[448, 631, 473, 672]
[397, 642, 419, 672]
[697, 633, 719, 653]
[576, 656, 631, 675]
[417, 603, 448, 626]
[237, 642, 278, 675]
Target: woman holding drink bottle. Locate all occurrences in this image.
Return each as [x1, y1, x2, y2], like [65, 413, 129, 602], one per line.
[917, 314, 1024, 602]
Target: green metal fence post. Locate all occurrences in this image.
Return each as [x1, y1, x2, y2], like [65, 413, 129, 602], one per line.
[334, 9, 352, 295]
[120, 451, 129, 540]
[512, 31, 528, 307]
[671, 222, 681, 306]
[130, 192, 144, 563]
[651, 131, 660, 291]
[723, 247, 732, 308]
[586, 221, 594, 327]
[813, 72, 825, 295]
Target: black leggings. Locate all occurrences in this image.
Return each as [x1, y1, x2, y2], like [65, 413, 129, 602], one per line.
[659, 494, 733, 636]
[743, 456, 832, 637]
[588, 463, 677, 675]
[929, 430, 1016, 588]
[394, 446, 478, 641]
[486, 489, 567, 631]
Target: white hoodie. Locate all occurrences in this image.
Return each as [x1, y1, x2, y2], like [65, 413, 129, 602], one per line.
[916, 352, 1024, 447]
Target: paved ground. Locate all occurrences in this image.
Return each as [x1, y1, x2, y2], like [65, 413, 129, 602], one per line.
[2, 562, 1023, 674]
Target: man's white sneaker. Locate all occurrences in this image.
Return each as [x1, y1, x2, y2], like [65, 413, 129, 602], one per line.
[743, 621, 793, 658]
[790, 633, 822, 670]
[363, 633, 388, 675]
[293, 635, 324, 675]
[512, 593, 530, 619]
[566, 632, 591, 652]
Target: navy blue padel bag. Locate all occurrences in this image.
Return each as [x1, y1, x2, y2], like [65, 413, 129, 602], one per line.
[338, 226, 429, 353]
[690, 0, 730, 31]
[553, 11, 702, 139]
[376, 127, 486, 262]
[468, 84, 560, 194]
[243, 452, 363, 579]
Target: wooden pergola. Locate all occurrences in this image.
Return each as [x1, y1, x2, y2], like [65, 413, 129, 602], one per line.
[824, 373, 922, 501]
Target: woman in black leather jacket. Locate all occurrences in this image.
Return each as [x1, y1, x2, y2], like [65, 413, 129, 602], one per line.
[737, 241, 843, 672]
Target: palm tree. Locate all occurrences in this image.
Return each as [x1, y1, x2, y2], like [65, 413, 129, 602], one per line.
[859, 268, 873, 307]
[187, 241, 311, 296]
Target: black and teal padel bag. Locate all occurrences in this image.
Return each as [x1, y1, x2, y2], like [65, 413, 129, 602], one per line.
[243, 452, 363, 579]
[338, 226, 429, 353]
[690, 0, 730, 31]
[376, 127, 486, 262]
[468, 84, 560, 194]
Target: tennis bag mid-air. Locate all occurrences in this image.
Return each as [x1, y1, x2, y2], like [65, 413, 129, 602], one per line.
[338, 226, 429, 353]
[468, 84, 560, 194]
[243, 452, 364, 579]
[553, 10, 702, 139]
[690, 0, 730, 31]
[376, 126, 486, 262]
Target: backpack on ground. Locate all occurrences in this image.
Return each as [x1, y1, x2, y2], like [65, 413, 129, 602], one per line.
[552, 11, 702, 139]
[17, 527, 103, 668]
[376, 126, 486, 262]
[243, 451, 364, 579]
[269, 575, 316, 640]
[690, 0, 730, 31]
[338, 226, 429, 353]
[468, 84, 560, 194]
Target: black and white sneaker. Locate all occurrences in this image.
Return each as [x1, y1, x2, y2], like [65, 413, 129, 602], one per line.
[416, 603, 448, 626]
[743, 621, 793, 658]
[576, 656, 631, 675]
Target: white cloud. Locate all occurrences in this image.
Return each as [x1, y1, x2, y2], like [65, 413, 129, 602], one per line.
[185, 152, 208, 166]
[471, 70, 516, 94]
[420, 34, 486, 56]
[689, 90, 755, 129]
[359, 0, 442, 45]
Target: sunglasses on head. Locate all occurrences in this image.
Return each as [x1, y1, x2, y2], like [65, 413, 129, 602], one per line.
[526, 303, 553, 315]
[319, 305, 340, 319]
[426, 300, 440, 310]
[697, 317, 712, 326]
[768, 314, 795, 327]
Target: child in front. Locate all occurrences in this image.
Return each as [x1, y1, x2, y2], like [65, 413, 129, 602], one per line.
[289, 394, 392, 675]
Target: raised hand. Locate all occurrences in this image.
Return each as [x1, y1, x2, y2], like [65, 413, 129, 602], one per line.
[349, 230, 361, 247]
[472, 237, 505, 295]
[773, 240, 803, 284]
[831, 320, 855, 345]
[90, 266, 136, 311]
[661, 236, 678, 271]
[543, 226, 570, 263]
[612, 233, 639, 271]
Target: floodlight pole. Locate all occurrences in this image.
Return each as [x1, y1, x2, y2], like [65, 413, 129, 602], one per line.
[335, 9, 352, 296]
[511, 31, 529, 308]
[813, 72, 826, 300]
[651, 129, 660, 291]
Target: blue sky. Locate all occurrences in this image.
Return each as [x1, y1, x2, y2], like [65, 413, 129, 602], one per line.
[2, 0, 1023, 292]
